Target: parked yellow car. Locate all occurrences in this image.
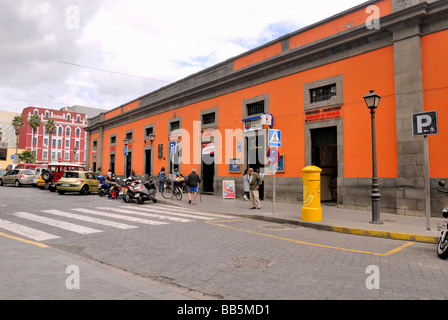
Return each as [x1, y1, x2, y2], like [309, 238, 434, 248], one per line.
[56, 171, 99, 195]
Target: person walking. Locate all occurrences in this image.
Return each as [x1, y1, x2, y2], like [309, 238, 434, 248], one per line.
[186, 168, 201, 205]
[242, 169, 250, 201]
[157, 167, 166, 193]
[248, 168, 261, 210]
[107, 169, 113, 181]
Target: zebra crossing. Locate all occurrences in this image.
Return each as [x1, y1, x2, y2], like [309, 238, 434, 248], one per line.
[0, 204, 230, 243]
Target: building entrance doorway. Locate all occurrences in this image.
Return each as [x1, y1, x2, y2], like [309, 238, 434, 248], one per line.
[311, 126, 338, 201]
[245, 133, 265, 200]
[145, 149, 152, 175]
[125, 151, 132, 177]
[202, 142, 215, 194]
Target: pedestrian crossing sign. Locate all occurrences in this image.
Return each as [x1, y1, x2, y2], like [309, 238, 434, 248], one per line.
[268, 129, 281, 147]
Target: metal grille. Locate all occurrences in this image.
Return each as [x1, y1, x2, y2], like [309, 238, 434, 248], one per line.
[310, 84, 337, 103]
[202, 112, 216, 125]
[247, 101, 265, 116]
[170, 121, 180, 131]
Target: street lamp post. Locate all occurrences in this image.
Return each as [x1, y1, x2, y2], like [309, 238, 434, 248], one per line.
[364, 90, 382, 224]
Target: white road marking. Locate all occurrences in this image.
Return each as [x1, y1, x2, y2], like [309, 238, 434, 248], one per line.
[71, 208, 168, 226]
[13, 212, 102, 235]
[122, 206, 217, 220]
[42, 210, 138, 230]
[152, 204, 231, 219]
[0, 218, 60, 241]
[97, 207, 191, 222]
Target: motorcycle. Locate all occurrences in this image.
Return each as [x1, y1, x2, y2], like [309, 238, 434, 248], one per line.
[121, 174, 157, 204]
[436, 180, 448, 259]
[97, 175, 112, 197]
[108, 177, 124, 200]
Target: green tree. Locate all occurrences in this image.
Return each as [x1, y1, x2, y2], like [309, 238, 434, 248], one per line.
[12, 116, 24, 155]
[28, 114, 42, 156]
[19, 150, 35, 163]
[44, 119, 57, 161]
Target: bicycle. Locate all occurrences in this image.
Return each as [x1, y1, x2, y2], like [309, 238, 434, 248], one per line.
[161, 179, 183, 201]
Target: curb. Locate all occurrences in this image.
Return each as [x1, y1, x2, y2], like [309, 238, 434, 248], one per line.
[158, 199, 440, 244]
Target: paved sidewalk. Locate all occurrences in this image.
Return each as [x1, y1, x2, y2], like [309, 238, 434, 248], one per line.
[159, 193, 445, 244]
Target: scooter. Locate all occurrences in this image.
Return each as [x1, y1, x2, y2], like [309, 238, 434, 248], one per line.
[122, 174, 157, 204]
[436, 180, 448, 259]
[97, 175, 112, 197]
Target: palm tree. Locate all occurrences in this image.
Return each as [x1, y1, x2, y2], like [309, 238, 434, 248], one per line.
[12, 116, 24, 155]
[19, 150, 35, 163]
[44, 119, 57, 162]
[29, 114, 41, 158]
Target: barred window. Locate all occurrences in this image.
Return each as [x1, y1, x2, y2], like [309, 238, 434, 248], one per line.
[202, 112, 215, 125]
[247, 101, 265, 116]
[310, 84, 337, 103]
[170, 121, 180, 131]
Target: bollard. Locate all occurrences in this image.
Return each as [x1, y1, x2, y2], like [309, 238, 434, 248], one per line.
[301, 166, 322, 222]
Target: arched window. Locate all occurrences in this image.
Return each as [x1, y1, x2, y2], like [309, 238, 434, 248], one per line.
[76, 115, 81, 123]
[58, 126, 63, 136]
[33, 109, 39, 116]
[66, 127, 71, 137]
[75, 128, 81, 136]
[45, 111, 50, 119]
[66, 114, 71, 122]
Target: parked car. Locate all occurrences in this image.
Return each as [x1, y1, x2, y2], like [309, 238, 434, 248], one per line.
[40, 162, 85, 192]
[0, 169, 35, 187]
[56, 171, 99, 195]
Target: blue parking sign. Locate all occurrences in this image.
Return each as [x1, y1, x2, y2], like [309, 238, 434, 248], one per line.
[169, 141, 177, 154]
[123, 146, 128, 157]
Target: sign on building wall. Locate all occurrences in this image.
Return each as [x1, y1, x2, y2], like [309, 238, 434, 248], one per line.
[305, 105, 342, 123]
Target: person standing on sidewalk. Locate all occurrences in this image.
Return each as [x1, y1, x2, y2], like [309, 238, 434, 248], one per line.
[248, 168, 261, 210]
[157, 167, 166, 193]
[242, 169, 250, 201]
[186, 168, 201, 205]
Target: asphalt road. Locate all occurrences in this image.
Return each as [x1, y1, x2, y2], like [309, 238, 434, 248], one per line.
[0, 184, 447, 301]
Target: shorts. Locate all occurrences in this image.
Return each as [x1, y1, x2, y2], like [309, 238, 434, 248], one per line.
[189, 187, 198, 192]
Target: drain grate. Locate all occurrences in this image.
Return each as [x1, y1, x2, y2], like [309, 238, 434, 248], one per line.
[232, 258, 273, 269]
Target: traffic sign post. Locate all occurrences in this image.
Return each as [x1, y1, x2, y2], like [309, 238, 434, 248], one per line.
[267, 146, 281, 214]
[123, 146, 128, 157]
[268, 129, 281, 147]
[169, 142, 177, 198]
[412, 111, 438, 230]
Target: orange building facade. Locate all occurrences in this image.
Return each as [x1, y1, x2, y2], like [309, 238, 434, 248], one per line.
[85, 0, 448, 217]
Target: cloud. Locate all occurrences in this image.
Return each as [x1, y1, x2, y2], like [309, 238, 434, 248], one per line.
[0, 0, 367, 113]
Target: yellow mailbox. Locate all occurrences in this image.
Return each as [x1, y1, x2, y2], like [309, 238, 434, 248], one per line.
[301, 166, 322, 222]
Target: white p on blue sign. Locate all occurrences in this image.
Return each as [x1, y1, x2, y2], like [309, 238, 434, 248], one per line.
[412, 111, 438, 136]
[268, 129, 281, 147]
[169, 141, 177, 154]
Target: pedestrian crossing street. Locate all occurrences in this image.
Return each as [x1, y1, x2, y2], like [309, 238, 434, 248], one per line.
[0, 204, 230, 242]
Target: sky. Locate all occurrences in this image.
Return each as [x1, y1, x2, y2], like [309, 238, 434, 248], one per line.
[0, 0, 368, 115]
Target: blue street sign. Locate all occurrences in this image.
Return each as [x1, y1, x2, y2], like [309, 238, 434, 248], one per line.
[123, 146, 128, 157]
[169, 141, 177, 154]
[11, 155, 15, 160]
[268, 129, 281, 147]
